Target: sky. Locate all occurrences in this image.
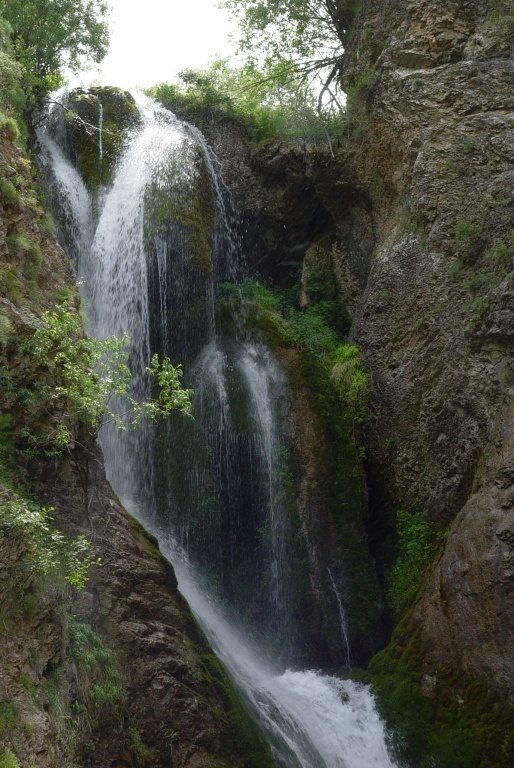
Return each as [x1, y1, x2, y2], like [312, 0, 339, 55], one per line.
[74, 0, 238, 90]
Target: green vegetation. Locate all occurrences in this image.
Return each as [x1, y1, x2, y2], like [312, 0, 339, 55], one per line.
[200, 652, 275, 768]
[126, 726, 154, 767]
[330, 344, 367, 423]
[67, 87, 142, 193]
[20, 300, 193, 506]
[0, 748, 19, 768]
[217, 278, 382, 647]
[386, 509, 436, 615]
[0, 696, 18, 740]
[0, 299, 192, 514]
[148, 1, 371, 143]
[219, 279, 366, 419]
[452, 217, 485, 262]
[28, 301, 193, 446]
[143, 146, 215, 275]
[1, 0, 109, 107]
[70, 621, 125, 728]
[0, 25, 23, 111]
[443, 138, 477, 176]
[485, 0, 514, 43]
[151, 60, 346, 143]
[221, 0, 353, 113]
[345, 65, 378, 122]
[368, 624, 514, 768]
[0, 18, 25, 141]
[450, 223, 514, 324]
[0, 495, 96, 589]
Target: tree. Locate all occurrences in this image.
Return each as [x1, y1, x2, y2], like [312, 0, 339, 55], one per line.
[0, 0, 109, 103]
[27, 302, 193, 512]
[221, 0, 358, 114]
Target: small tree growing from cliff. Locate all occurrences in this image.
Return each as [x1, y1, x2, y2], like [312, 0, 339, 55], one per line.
[27, 301, 193, 512]
[221, 0, 358, 114]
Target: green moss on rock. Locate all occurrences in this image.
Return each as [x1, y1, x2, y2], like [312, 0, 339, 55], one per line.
[67, 87, 142, 193]
[216, 281, 383, 665]
[200, 653, 275, 768]
[144, 145, 215, 276]
[368, 621, 514, 768]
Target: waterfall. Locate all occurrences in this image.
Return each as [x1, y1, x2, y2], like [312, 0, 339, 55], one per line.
[98, 101, 103, 160]
[37, 91, 397, 768]
[328, 567, 352, 671]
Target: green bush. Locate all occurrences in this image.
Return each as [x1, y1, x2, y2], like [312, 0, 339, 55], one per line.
[0, 110, 20, 141]
[0, 175, 19, 205]
[330, 344, 368, 422]
[0, 48, 22, 109]
[22, 242, 43, 281]
[0, 267, 22, 304]
[0, 310, 11, 345]
[0, 747, 19, 768]
[0, 696, 18, 739]
[70, 621, 125, 725]
[26, 301, 193, 453]
[0, 496, 96, 588]
[386, 509, 435, 613]
[7, 231, 30, 258]
[150, 60, 347, 144]
[127, 726, 154, 766]
[285, 307, 340, 359]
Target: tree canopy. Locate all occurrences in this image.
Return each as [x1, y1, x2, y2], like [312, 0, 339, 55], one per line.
[0, 0, 109, 102]
[221, 0, 357, 113]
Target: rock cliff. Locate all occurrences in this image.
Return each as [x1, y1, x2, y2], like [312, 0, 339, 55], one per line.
[342, 0, 514, 704]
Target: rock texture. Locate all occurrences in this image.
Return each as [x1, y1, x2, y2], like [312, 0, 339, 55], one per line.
[341, 0, 514, 702]
[37, 448, 273, 768]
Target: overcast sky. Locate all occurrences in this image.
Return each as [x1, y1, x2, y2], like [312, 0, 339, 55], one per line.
[73, 0, 238, 89]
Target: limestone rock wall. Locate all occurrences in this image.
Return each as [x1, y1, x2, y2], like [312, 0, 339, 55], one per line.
[341, 0, 514, 700]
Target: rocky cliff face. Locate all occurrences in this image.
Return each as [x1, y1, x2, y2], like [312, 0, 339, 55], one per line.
[200, 0, 514, 759]
[341, 0, 514, 701]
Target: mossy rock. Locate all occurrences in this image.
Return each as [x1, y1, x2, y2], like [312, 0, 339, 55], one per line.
[144, 144, 215, 277]
[199, 653, 275, 768]
[368, 620, 514, 768]
[67, 87, 142, 193]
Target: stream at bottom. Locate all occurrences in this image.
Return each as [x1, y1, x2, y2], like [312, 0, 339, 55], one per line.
[129, 524, 397, 768]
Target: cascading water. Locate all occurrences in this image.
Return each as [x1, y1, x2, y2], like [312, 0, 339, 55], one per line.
[37, 91, 397, 768]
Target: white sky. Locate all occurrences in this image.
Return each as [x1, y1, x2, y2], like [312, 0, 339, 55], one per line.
[73, 0, 238, 90]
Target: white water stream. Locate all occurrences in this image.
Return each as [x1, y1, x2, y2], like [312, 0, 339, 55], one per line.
[38, 93, 397, 768]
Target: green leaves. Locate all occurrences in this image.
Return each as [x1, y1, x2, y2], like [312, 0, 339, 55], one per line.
[28, 301, 193, 450]
[0, 496, 97, 588]
[1, 0, 109, 105]
[330, 344, 368, 423]
[219, 0, 349, 118]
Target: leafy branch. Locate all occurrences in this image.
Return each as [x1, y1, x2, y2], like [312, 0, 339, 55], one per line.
[24, 301, 193, 512]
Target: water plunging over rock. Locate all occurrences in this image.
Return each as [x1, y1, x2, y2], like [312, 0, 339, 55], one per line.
[37, 89, 396, 768]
